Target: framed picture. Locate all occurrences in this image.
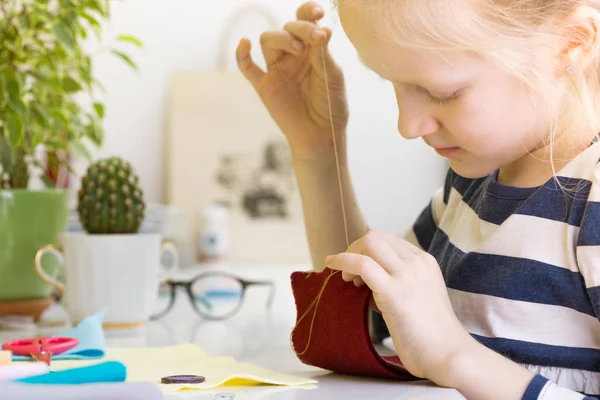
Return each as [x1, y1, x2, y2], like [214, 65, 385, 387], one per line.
[165, 71, 311, 265]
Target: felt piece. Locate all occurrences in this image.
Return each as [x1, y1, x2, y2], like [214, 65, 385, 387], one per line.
[48, 344, 317, 393]
[16, 361, 126, 385]
[290, 268, 418, 380]
[12, 309, 106, 361]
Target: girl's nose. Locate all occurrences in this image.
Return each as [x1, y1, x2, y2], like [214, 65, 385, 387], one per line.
[395, 88, 441, 140]
[397, 110, 440, 140]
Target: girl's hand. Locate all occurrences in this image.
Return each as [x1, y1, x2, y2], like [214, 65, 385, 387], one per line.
[236, 1, 349, 156]
[325, 229, 476, 387]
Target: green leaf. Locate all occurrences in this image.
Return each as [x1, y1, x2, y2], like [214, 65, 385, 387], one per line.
[93, 78, 107, 93]
[93, 102, 104, 118]
[72, 141, 92, 161]
[3, 76, 25, 115]
[117, 34, 142, 47]
[57, 113, 71, 132]
[53, 24, 75, 49]
[90, 0, 106, 16]
[63, 76, 82, 92]
[40, 174, 56, 189]
[80, 12, 102, 39]
[18, 15, 31, 30]
[110, 49, 137, 72]
[45, 137, 70, 152]
[86, 121, 103, 146]
[32, 102, 50, 124]
[78, 56, 93, 88]
[31, 125, 46, 148]
[0, 134, 13, 173]
[4, 113, 24, 148]
[65, 10, 78, 26]
[80, 12, 100, 29]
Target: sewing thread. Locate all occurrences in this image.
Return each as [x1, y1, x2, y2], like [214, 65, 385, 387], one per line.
[289, 24, 349, 356]
[321, 39, 350, 250]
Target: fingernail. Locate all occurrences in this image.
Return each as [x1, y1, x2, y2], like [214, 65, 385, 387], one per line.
[325, 255, 333, 264]
[312, 29, 325, 39]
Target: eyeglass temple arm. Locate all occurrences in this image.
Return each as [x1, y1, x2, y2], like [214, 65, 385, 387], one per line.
[244, 280, 276, 308]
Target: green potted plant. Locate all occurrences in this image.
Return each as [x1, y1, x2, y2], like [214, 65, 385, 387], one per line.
[0, 0, 141, 320]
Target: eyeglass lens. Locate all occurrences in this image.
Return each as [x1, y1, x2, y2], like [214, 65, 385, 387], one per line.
[153, 275, 245, 319]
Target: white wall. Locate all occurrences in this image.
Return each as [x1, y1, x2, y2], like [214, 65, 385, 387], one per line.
[79, 0, 447, 236]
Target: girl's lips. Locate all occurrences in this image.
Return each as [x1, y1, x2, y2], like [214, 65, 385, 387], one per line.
[434, 147, 461, 157]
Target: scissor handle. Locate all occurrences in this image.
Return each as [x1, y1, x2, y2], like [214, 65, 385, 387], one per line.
[2, 337, 78, 356]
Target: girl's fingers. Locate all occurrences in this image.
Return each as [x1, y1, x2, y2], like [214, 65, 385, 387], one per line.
[353, 276, 366, 287]
[340, 272, 365, 287]
[284, 20, 337, 79]
[326, 252, 391, 293]
[284, 20, 329, 47]
[342, 271, 357, 282]
[259, 30, 305, 67]
[296, 1, 325, 22]
[236, 37, 265, 89]
[348, 231, 404, 276]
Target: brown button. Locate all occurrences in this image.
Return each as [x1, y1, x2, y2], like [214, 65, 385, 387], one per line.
[161, 375, 205, 384]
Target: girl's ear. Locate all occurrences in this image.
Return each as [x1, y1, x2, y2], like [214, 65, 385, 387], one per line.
[558, 5, 600, 75]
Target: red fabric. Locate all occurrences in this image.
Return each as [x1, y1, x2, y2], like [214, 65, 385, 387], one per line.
[290, 268, 418, 380]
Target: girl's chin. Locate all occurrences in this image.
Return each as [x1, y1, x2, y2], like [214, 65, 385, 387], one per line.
[447, 159, 498, 179]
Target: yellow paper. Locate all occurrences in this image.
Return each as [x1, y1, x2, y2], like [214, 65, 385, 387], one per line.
[50, 344, 317, 392]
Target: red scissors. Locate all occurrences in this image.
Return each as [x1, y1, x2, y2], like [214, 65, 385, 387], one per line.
[2, 337, 78, 365]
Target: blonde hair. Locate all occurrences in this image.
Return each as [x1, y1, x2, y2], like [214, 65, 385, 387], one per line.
[334, 0, 600, 176]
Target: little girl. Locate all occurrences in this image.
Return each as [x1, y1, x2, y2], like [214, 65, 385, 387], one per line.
[236, 1, 600, 399]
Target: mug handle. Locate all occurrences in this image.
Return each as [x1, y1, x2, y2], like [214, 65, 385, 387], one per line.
[34, 244, 66, 296]
[159, 241, 179, 284]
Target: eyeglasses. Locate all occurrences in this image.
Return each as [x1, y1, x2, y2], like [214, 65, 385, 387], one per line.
[150, 270, 275, 321]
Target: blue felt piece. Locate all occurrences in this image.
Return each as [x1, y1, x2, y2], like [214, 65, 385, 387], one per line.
[11, 309, 106, 361]
[15, 361, 126, 385]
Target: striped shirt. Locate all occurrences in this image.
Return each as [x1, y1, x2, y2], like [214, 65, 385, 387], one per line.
[403, 140, 600, 399]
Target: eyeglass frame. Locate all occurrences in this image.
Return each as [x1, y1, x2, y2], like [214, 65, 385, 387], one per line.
[150, 270, 276, 321]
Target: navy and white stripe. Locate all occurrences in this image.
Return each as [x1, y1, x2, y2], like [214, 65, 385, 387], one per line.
[403, 141, 600, 399]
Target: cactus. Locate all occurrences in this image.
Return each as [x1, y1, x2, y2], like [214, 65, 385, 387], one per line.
[77, 157, 145, 234]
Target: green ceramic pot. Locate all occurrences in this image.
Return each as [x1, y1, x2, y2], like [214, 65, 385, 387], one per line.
[0, 189, 69, 301]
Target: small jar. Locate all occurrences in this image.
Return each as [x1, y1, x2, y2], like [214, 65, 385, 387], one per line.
[198, 204, 229, 261]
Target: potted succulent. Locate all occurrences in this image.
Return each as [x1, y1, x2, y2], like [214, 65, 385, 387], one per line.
[0, 0, 140, 320]
[77, 156, 146, 234]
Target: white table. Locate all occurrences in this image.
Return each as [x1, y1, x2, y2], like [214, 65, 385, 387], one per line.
[2, 262, 466, 399]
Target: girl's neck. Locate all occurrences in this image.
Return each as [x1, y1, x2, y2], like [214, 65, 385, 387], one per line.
[496, 130, 598, 188]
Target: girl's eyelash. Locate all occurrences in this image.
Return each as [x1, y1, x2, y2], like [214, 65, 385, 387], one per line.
[378, 77, 462, 105]
[425, 90, 461, 106]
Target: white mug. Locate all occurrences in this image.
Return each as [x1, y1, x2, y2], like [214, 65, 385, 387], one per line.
[34, 232, 178, 329]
